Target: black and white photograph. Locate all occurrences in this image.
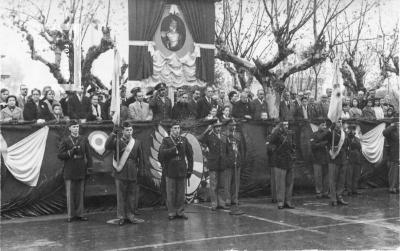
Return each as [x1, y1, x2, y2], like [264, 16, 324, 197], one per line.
[0, 0, 399, 250]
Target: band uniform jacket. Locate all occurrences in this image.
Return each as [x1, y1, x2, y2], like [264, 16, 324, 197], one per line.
[128, 101, 153, 121]
[58, 135, 93, 180]
[67, 94, 90, 119]
[250, 99, 268, 120]
[267, 130, 295, 170]
[345, 136, 362, 165]
[149, 95, 172, 121]
[158, 136, 194, 178]
[199, 131, 228, 171]
[383, 125, 399, 163]
[197, 97, 217, 119]
[310, 129, 330, 165]
[105, 134, 145, 181]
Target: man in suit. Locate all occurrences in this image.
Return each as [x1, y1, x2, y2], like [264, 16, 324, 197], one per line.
[197, 87, 217, 119]
[86, 94, 107, 121]
[149, 83, 172, 121]
[250, 89, 268, 120]
[279, 92, 295, 121]
[232, 92, 252, 119]
[295, 97, 311, 119]
[266, 121, 296, 209]
[199, 121, 229, 210]
[16, 84, 28, 110]
[105, 122, 145, 225]
[318, 94, 330, 118]
[188, 89, 201, 119]
[57, 120, 92, 222]
[128, 91, 153, 121]
[68, 87, 90, 120]
[158, 121, 194, 220]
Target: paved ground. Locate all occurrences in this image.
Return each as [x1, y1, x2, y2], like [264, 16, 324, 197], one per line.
[1, 188, 399, 250]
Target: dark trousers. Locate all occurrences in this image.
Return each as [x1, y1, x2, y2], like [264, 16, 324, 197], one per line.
[224, 167, 241, 204]
[270, 167, 277, 201]
[313, 163, 329, 195]
[160, 173, 167, 205]
[328, 163, 346, 202]
[166, 177, 185, 217]
[388, 162, 399, 191]
[274, 167, 294, 207]
[209, 170, 226, 208]
[115, 179, 137, 220]
[65, 179, 85, 218]
[346, 162, 360, 193]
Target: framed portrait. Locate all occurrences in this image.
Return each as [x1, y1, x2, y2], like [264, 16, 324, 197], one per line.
[160, 14, 186, 52]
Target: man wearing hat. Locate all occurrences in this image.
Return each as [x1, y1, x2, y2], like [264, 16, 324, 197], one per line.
[158, 121, 194, 220]
[105, 122, 145, 225]
[57, 120, 93, 222]
[345, 124, 362, 196]
[310, 122, 330, 198]
[225, 120, 244, 206]
[383, 121, 399, 194]
[266, 121, 296, 209]
[199, 121, 229, 210]
[149, 82, 172, 121]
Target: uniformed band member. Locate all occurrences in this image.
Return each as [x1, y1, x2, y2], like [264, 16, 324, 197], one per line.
[383, 121, 399, 194]
[225, 120, 244, 206]
[149, 82, 172, 121]
[345, 124, 362, 196]
[199, 121, 229, 210]
[266, 121, 296, 209]
[324, 120, 349, 206]
[105, 122, 145, 225]
[310, 122, 330, 199]
[158, 121, 194, 220]
[267, 124, 280, 203]
[58, 120, 92, 222]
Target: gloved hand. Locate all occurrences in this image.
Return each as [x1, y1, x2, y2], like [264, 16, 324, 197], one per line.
[186, 172, 192, 179]
[72, 145, 80, 155]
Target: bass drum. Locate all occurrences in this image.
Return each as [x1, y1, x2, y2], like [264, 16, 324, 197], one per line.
[183, 133, 204, 200]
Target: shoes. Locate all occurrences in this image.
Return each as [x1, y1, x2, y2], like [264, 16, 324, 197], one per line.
[278, 205, 284, 209]
[134, 210, 142, 215]
[389, 189, 397, 194]
[337, 198, 348, 205]
[271, 199, 277, 203]
[322, 194, 330, 199]
[177, 214, 188, 220]
[168, 216, 176, 221]
[211, 207, 217, 211]
[331, 201, 338, 207]
[352, 191, 362, 195]
[76, 216, 88, 221]
[129, 218, 144, 224]
[316, 194, 322, 199]
[118, 219, 126, 226]
[284, 203, 295, 209]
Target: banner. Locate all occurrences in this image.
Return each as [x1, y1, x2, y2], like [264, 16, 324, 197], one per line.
[110, 48, 121, 125]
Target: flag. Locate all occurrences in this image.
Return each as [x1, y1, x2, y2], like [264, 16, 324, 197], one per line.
[110, 48, 121, 125]
[327, 60, 342, 123]
[73, 23, 81, 91]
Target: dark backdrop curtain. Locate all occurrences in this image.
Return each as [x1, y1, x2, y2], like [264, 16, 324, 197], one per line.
[179, 0, 215, 83]
[128, 0, 165, 80]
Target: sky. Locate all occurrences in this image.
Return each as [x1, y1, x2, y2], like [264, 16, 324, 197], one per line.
[0, 0, 398, 96]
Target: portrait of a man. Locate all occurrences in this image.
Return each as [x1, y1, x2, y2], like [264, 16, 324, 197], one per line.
[160, 14, 186, 52]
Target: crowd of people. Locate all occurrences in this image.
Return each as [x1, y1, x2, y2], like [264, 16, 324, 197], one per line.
[0, 82, 397, 123]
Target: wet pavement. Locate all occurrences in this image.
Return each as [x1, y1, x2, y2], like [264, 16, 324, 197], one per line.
[1, 188, 399, 250]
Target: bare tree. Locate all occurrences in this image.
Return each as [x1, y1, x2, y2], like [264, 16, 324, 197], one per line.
[4, 0, 118, 90]
[216, 0, 355, 117]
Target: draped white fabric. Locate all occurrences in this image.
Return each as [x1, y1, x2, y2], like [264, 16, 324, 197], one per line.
[142, 50, 206, 87]
[360, 123, 386, 163]
[1, 126, 49, 186]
